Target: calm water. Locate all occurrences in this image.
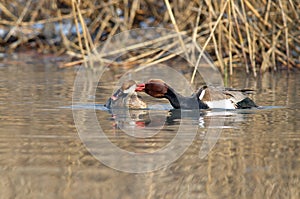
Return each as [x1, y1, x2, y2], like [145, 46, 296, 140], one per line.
[0, 53, 299, 199]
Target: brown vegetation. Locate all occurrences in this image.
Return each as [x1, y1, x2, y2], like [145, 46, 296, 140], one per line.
[0, 0, 299, 75]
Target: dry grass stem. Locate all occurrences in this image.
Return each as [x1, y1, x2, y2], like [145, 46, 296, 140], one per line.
[0, 0, 299, 74]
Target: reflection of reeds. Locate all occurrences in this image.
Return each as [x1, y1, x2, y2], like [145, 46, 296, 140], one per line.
[0, 0, 299, 75]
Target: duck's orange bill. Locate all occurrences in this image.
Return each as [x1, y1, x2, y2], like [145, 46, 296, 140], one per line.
[135, 83, 145, 92]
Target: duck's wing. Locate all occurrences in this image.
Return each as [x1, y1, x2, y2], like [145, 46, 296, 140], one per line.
[198, 87, 254, 101]
[195, 86, 257, 109]
[198, 87, 229, 101]
[224, 92, 246, 106]
[223, 89, 257, 108]
[195, 86, 234, 109]
[225, 88, 255, 94]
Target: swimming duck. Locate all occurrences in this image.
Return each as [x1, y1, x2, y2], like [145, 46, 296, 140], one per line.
[135, 79, 257, 109]
[105, 80, 147, 109]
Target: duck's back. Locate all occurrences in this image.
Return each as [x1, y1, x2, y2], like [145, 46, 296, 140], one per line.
[198, 86, 257, 109]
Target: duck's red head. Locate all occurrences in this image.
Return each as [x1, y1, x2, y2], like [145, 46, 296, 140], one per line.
[135, 79, 168, 98]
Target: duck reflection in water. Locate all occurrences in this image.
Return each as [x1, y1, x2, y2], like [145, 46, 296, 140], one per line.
[104, 80, 150, 129]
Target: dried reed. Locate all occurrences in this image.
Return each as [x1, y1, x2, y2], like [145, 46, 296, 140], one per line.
[0, 0, 299, 75]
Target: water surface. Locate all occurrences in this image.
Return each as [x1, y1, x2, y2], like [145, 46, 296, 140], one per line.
[0, 53, 299, 198]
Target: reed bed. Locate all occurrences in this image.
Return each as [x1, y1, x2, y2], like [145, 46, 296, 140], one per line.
[0, 0, 299, 75]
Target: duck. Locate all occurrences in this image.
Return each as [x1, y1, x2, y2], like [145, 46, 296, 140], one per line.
[105, 80, 147, 109]
[135, 79, 257, 109]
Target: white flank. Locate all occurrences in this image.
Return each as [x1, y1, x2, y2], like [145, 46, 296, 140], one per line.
[205, 99, 236, 109]
[199, 89, 206, 100]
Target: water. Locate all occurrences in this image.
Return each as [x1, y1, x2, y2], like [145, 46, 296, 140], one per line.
[0, 53, 299, 198]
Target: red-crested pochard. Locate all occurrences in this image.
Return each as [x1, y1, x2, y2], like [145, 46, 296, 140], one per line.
[135, 79, 257, 109]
